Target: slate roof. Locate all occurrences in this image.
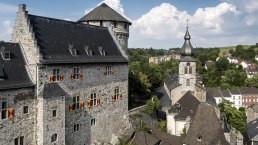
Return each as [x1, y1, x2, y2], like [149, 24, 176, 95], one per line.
[183, 103, 230, 145]
[168, 91, 200, 120]
[220, 89, 231, 98]
[78, 3, 131, 25]
[0, 42, 34, 90]
[152, 131, 182, 145]
[28, 14, 128, 64]
[229, 89, 241, 95]
[131, 131, 161, 145]
[164, 75, 181, 91]
[43, 83, 66, 98]
[240, 87, 258, 94]
[206, 88, 221, 98]
[246, 118, 258, 141]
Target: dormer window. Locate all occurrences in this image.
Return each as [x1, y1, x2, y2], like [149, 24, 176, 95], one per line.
[3, 52, 10, 60]
[69, 44, 77, 56]
[99, 47, 106, 56]
[85, 46, 92, 56]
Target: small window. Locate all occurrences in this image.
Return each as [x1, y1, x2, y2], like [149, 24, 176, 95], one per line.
[53, 110, 56, 117]
[73, 68, 80, 79]
[51, 134, 57, 142]
[85, 46, 92, 56]
[1, 101, 7, 119]
[74, 124, 80, 132]
[189, 66, 192, 74]
[53, 69, 60, 81]
[105, 66, 113, 75]
[186, 79, 190, 86]
[100, 21, 103, 27]
[90, 93, 97, 107]
[3, 52, 10, 60]
[91, 118, 96, 126]
[197, 135, 202, 141]
[114, 86, 120, 101]
[14, 136, 24, 145]
[23, 106, 28, 114]
[185, 66, 188, 74]
[73, 96, 80, 110]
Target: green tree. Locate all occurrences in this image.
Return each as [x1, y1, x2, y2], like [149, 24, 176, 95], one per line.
[218, 99, 246, 136]
[220, 69, 247, 89]
[245, 74, 258, 88]
[146, 63, 162, 89]
[145, 96, 160, 114]
[157, 120, 167, 132]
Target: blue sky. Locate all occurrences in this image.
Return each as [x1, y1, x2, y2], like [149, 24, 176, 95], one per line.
[0, 0, 258, 49]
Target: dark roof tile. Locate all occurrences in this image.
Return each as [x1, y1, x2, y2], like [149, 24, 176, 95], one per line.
[43, 83, 66, 98]
[183, 103, 230, 145]
[28, 14, 127, 64]
[0, 42, 34, 90]
[168, 91, 200, 120]
[164, 75, 181, 91]
[78, 3, 131, 24]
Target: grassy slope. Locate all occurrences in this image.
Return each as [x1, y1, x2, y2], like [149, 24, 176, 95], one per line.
[219, 45, 258, 56]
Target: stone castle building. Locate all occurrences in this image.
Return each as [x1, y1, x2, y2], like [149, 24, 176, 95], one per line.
[0, 3, 132, 145]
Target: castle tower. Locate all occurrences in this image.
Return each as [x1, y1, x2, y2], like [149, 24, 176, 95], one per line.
[78, 3, 131, 56]
[178, 25, 197, 95]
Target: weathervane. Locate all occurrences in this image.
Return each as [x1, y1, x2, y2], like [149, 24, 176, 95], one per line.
[186, 18, 189, 28]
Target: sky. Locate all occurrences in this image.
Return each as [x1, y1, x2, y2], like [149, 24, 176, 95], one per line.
[0, 0, 258, 49]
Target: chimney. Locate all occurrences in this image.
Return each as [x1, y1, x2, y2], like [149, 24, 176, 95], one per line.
[18, 4, 26, 12]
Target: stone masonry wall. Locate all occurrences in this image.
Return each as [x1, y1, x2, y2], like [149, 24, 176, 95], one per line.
[37, 63, 130, 145]
[12, 4, 39, 83]
[0, 88, 36, 145]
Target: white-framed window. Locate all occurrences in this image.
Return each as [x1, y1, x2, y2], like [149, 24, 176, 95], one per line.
[1, 101, 7, 120]
[90, 92, 97, 107]
[91, 118, 96, 126]
[23, 106, 28, 114]
[114, 86, 120, 101]
[53, 69, 60, 81]
[239, 101, 241, 105]
[73, 96, 80, 110]
[73, 68, 80, 79]
[51, 134, 57, 142]
[105, 66, 112, 75]
[74, 124, 80, 132]
[233, 96, 235, 99]
[14, 136, 24, 145]
[239, 96, 241, 99]
[256, 98, 258, 102]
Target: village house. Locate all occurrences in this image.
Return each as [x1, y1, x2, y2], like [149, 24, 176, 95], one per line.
[240, 88, 258, 108]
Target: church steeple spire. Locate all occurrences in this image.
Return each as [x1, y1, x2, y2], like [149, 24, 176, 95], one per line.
[180, 19, 193, 56]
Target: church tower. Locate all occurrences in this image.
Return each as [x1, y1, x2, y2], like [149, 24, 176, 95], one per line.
[178, 25, 197, 95]
[78, 3, 131, 57]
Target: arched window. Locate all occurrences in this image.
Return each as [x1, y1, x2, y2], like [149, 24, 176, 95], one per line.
[189, 66, 192, 74]
[185, 66, 188, 74]
[187, 79, 190, 86]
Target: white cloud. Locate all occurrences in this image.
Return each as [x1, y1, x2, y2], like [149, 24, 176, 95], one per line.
[0, 3, 17, 13]
[132, 3, 188, 40]
[129, 1, 256, 48]
[0, 20, 13, 41]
